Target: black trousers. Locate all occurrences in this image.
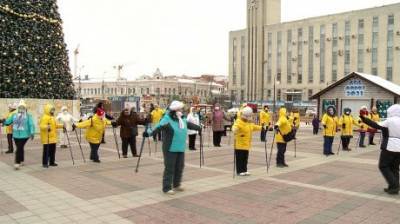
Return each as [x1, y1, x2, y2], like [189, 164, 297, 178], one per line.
[235, 149, 249, 174]
[7, 134, 14, 152]
[213, 131, 223, 146]
[276, 143, 287, 165]
[121, 137, 137, 156]
[313, 127, 319, 135]
[42, 144, 56, 166]
[162, 149, 185, 192]
[341, 136, 351, 150]
[14, 138, 28, 164]
[153, 132, 162, 141]
[359, 132, 366, 147]
[260, 128, 267, 142]
[188, 134, 196, 150]
[89, 143, 101, 161]
[379, 149, 400, 190]
[369, 132, 376, 144]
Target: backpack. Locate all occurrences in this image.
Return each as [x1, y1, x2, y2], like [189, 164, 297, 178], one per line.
[279, 128, 296, 142]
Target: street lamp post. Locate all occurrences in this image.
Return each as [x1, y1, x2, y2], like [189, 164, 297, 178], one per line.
[273, 74, 281, 122]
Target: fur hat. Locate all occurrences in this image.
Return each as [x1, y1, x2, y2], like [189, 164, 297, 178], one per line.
[169, 101, 184, 111]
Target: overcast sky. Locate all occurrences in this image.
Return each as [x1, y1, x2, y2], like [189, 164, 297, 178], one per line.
[58, 0, 398, 80]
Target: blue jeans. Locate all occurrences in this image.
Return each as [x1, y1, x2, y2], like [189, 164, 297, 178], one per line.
[323, 136, 334, 155]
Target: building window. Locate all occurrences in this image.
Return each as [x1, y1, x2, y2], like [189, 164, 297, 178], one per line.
[320, 25, 326, 83]
[387, 15, 394, 81]
[344, 20, 351, 74]
[287, 30, 292, 84]
[267, 89, 271, 98]
[240, 90, 245, 101]
[277, 31, 282, 82]
[267, 32, 272, 84]
[308, 89, 313, 98]
[332, 23, 338, 82]
[297, 28, 303, 84]
[232, 38, 237, 85]
[357, 19, 364, 72]
[240, 36, 245, 85]
[308, 26, 314, 83]
[371, 16, 379, 75]
[277, 89, 281, 101]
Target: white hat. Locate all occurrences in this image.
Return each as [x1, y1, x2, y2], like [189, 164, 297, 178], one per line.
[241, 106, 253, 118]
[169, 101, 184, 111]
[61, 106, 68, 111]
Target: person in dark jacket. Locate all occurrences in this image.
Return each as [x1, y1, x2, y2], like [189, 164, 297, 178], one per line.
[360, 104, 400, 195]
[112, 108, 147, 158]
[312, 115, 320, 135]
[93, 102, 114, 144]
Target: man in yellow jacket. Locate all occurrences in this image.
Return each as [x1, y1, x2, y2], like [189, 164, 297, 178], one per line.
[274, 107, 293, 167]
[3, 103, 17, 154]
[321, 105, 339, 156]
[259, 105, 271, 142]
[339, 108, 359, 151]
[39, 104, 64, 168]
[73, 108, 111, 163]
[232, 106, 262, 176]
[368, 106, 380, 145]
[151, 104, 164, 141]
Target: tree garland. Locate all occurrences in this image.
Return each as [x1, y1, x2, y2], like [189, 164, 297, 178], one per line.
[0, 4, 61, 25]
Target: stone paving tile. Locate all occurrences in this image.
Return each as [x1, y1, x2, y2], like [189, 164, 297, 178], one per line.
[0, 191, 27, 216]
[274, 160, 390, 197]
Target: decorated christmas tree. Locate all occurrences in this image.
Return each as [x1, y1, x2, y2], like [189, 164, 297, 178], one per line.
[0, 0, 75, 99]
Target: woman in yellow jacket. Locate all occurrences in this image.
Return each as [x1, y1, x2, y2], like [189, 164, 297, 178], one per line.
[321, 105, 339, 156]
[150, 104, 164, 141]
[274, 107, 293, 167]
[39, 104, 64, 168]
[259, 105, 271, 142]
[232, 106, 262, 176]
[73, 109, 111, 163]
[368, 106, 380, 145]
[3, 103, 17, 153]
[338, 108, 359, 151]
[357, 106, 369, 148]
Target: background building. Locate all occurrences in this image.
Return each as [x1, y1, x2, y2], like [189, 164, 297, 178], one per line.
[229, 0, 400, 106]
[74, 69, 227, 109]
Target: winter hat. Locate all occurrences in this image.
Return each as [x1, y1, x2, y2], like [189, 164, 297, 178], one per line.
[18, 100, 27, 108]
[61, 106, 68, 112]
[169, 101, 184, 111]
[360, 106, 368, 116]
[387, 104, 400, 118]
[8, 103, 16, 109]
[343, 108, 352, 114]
[96, 108, 105, 117]
[241, 106, 253, 119]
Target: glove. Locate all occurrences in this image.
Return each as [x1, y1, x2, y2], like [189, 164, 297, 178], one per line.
[361, 125, 364, 129]
[342, 124, 345, 129]
[111, 121, 117, 128]
[268, 127, 273, 131]
[72, 123, 76, 132]
[47, 125, 51, 132]
[78, 119, 83, 122]
[323, 124, 327, 129]
[0, 118, 5, 124]
[274, 125, 278, 131]
[30, 135, 34, 140]
[143, 131, 150, 138]
[294, 117, 298, 121]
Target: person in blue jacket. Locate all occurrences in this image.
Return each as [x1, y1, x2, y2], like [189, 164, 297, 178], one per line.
[1, 100, 35, 170]
[145, 101, 202, 195]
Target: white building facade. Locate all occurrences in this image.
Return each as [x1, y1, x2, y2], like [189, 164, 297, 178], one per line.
[229, 0, 400, 103]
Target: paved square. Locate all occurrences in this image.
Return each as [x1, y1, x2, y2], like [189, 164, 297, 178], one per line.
[0, 125, 399, 223]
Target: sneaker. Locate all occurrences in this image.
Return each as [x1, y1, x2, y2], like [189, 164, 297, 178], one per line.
[5, 151, 13, 154]
[93, 160, 101, 163]
[245, 172, 251, 176]
[239, 172, 247, 176]
[164, 190, 175, 195]
[370, 143, 376, 145]
[283, 164, 289, 167]
[49, 163, 58, 167]
[14, 164, 20, 170]
[386, 188, 399, 195]
[42, 164, 49, 168]
[60, 145, 68, 148]
[276, 164, 285, 168]
[123, 155, 128, 158]
[133, 154, 140, 157]
[173, 186, 185, 192]
[329, 152, 335, 155]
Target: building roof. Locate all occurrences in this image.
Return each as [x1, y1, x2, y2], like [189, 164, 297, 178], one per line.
[310, 72, 400, 99]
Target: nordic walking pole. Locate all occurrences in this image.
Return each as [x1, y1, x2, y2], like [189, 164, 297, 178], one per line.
[135, 125, 149, 173]
[74, 129, 86, 163]
[264, 130, 269, 173]
[64, 128, 75, 165]
[294, 139, 297, 158]
[207, 126, 211, 148]
[228, 128, 231, 146]
[337, 137, 342, 156]
[354, 132, 360, 151]
[148, 138, 151, 156]
[46, 123, 50, 166]
[268, 131, 276, 170]
[112, 127, 121, 159]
